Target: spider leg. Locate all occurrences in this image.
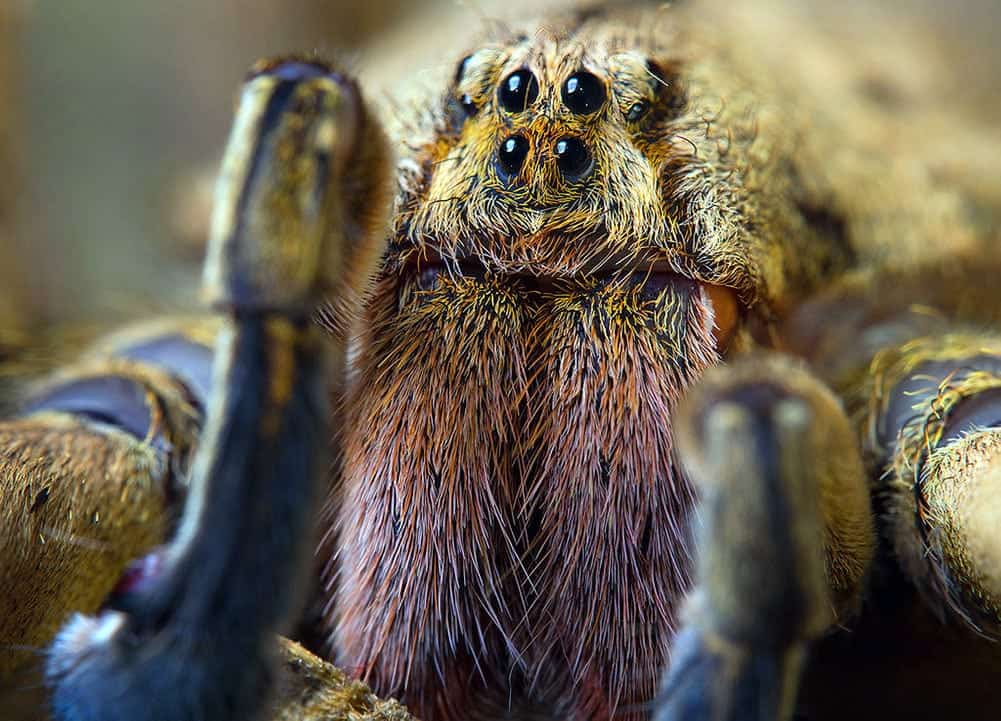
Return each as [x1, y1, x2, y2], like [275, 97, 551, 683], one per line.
[0, 320, 214, 681]
[865, 333, 1001, 633]
[36, 58, 391, 721]
[655, 354, 875, 721]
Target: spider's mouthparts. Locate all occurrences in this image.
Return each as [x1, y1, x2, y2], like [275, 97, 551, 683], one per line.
[403, 249, 741, 349]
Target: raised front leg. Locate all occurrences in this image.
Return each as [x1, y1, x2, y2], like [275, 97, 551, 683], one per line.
[655, 354, 875, 721]
[32, 58, 391, 721]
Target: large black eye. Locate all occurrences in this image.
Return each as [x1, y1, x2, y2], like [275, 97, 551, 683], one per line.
[498, 70, 539, 112]
[497, 134, 530, 179]
[562, 71, 606, 114]
[554, 136, 592, 180]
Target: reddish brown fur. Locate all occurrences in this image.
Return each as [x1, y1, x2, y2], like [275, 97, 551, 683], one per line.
[334, 267, 719, 719]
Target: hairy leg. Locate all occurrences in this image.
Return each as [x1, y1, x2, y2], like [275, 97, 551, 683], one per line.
[0, 323, 212, 678]
[655, 354, 875, 721]
[861, 334, 1001, 632]
[786, 262, 1001, 631]
[783, 265, 1001, 720]
[31, 58, 390, 721]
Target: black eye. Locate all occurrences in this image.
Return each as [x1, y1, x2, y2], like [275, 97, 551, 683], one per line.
[455, 54, 472, 83]
[554, 137, 592, 180]
[459, 94, 477, 117]
[453, 55, 478, 117]
[498, 70, 539, 112]
[497, 134, 530, 179]
[562, 71, 606, 114]
[626, 101, 648, 122]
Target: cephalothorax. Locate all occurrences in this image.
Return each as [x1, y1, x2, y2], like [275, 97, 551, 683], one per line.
[2, 3, 1000, 721]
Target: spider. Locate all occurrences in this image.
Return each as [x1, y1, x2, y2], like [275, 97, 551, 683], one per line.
[1, 2, 1000, 720]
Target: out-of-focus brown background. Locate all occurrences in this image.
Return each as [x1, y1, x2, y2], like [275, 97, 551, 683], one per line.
[2, 0, 1000, 328]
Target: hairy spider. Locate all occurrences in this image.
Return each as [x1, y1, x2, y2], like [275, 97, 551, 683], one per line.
[1, 2, 1001, 721]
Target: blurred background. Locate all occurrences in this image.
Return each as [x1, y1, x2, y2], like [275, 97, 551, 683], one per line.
[1, 0, 999, 331]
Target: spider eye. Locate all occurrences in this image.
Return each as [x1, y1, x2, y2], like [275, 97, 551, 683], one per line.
[454, 55, 478, 117]
[554, 137, 592, 180]
[497, 134, 530, 179]
[626, 101, 649, 122]
[498, 70, 539, 112]
[562, 71, 606, 114]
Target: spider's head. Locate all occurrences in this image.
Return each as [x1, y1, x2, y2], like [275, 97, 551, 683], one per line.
[378, 8, 812, 347]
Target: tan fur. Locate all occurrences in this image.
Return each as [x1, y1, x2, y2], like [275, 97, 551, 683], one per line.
[859, 334, 1001, 631]
[0, 415, 168, 676]
[923, 429, 1001, 622]
[0, 337, 205, 678]
[330, 5, 860, 718]
[677, 354, 874, 622]
[274, 639, 415, 721]
[321, 3, 1001, 718]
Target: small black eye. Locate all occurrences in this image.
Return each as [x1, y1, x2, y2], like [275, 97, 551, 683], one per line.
[460, 94, 477, 117]
[626, 101, 648, 122]
[562, 71, 606, 115]
[497, 134, 530, 179]
[453, 55, 478, 117]
[498, 70, 539, 112]
[554, 136, 592, 180]
[455, 54, 472, 84]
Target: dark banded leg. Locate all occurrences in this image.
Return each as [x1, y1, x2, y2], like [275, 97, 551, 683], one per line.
[655, 354, 875, 721]
[866, 334, 1001, 632]
[40, 58, 391, 721]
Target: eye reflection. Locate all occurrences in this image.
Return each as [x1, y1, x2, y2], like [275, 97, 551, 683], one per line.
[562, 70, 606, 114]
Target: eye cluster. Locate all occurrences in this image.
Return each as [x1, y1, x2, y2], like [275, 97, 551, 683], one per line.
[492, 68, 607, 183]
[450, 50, 685, 185]
[494, 68, 607, 116]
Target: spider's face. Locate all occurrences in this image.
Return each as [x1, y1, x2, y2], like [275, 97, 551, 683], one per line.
[401, 33, 684, 273]
[384, 13, 759, 321]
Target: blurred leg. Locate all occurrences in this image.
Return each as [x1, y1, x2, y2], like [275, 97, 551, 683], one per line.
[656, 354, 874, 721]
[866, 333, 1001, 632]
